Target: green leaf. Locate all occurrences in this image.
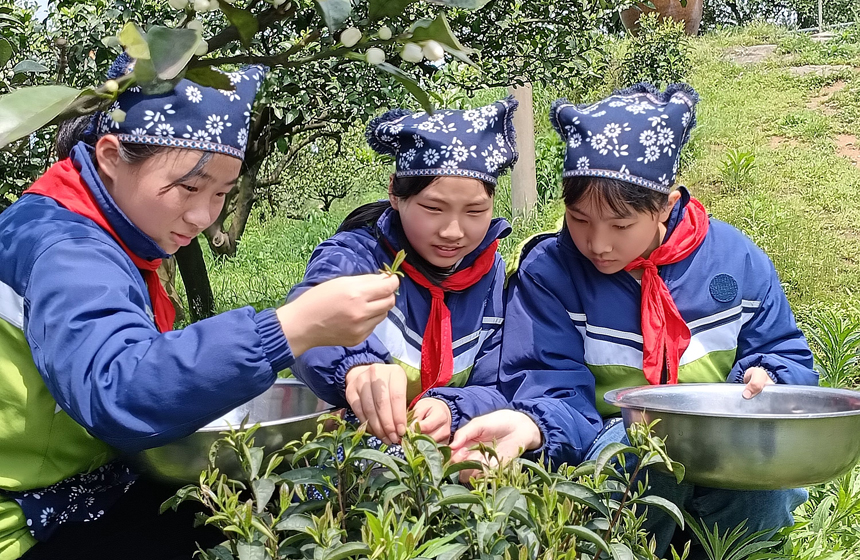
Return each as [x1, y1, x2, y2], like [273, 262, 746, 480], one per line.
[279, 466, 335, 486]
[0, 39, 12, 68]
[314, 0, 353, 33]
[630, 494, 684, 529]
[434, 492, 482, 509]
[563, 526, 611, 555]
[351, 448, 406, 474]
[416, 437, 445, 485]
[409, 14, 472, 54]
[443, 460, 484, 479]
[593, 442, 636, 480]
[368, 0, 415, 21]
[185, 66, 234, 90]
[217, 0, 259, 48]
[12, 60, 49, 74]
[237, 541, 267, 560]
[118, 22, 150, 60]
[321, 541, 371, 560]
[381, 482, 410, 506]
[434, 543, 470, 560]
[556, 482, 610, 517]
[494, 486, 521, 516]
[252, 478, 276, 514]
[0, 85, 82, 148]
[517, 458, 553, 485]
[146, 26, 200, 80]
[247, 447, 264, 479]
[274, 513, 314, 532]
[608, 542, 635, 560]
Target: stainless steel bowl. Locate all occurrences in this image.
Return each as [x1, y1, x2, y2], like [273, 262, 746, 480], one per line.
[604, 384, 860, 490]
[128, 379, 338, 485]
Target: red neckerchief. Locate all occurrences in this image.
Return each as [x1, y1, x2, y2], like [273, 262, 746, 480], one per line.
[394, 240, 498, 406]
[624, 197, 709, 385]
[24, 158, 175, 333]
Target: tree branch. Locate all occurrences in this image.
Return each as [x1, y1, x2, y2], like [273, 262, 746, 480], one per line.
[204, 2, 297, 53]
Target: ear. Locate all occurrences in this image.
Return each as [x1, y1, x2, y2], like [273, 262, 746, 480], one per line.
[388, 174, 399, 211]
[94, 135, 123, 189]
[659, 189, 682, 223]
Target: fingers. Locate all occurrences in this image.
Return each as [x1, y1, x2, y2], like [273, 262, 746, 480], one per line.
[345, 365, 407, 444]
[743, 366, 774, 399]
[411, 398, 452, 443]
[358, 273, 400, 301]
[388, 368, 408, 441]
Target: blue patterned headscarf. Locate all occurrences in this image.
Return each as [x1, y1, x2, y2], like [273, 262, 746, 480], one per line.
[366, 97, 519, 185]
[91, 52, 266, 160]
[550, 83, 699, 193]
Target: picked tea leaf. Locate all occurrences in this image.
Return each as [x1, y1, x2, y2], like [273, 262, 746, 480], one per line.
[382, 249, 406, 278]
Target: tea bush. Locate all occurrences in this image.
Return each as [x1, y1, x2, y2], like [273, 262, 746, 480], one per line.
[166, 417, 697, 560]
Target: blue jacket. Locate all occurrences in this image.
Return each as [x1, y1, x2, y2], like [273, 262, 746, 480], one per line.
[289, 208, 510, 431]
[503, 190, 818, 467]
[0, 143, 293, 455]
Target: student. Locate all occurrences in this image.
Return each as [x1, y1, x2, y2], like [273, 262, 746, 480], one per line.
[450, 84, 817, 556]
[289, 99, 519, 448]
[0, 53, 398, 560]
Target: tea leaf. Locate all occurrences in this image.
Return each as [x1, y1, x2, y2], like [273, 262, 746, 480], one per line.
[352, 448, 406, 476]
[593, 442, 636, 481]
[274, 513, 314, 533]
[236, 541, 268, 560]
[563, 525, 611, 555]
[556, 482, 609, 517]
[320, 541, 371, 560]
[434, 492, 482, 508]
[630, 494, 684, 529]
[252, 478, 276, 514]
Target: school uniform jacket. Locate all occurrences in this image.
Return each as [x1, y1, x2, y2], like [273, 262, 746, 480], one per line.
[502, 190, 818, 468]
[289, 208, 510, 431]
[0, 143, 293, 559]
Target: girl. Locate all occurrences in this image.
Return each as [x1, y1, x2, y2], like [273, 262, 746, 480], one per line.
[0, 53, 398, 560]
[289, 99, 519, 448]
[450, 84, 817, 556]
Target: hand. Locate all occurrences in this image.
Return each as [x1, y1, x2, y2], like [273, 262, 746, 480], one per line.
[277, 273, 399, 356]
[345, 363, 408, 445]
[411, 398, 453, 443]
[743, 366, 775, 399]
[449, 410, 542, 483]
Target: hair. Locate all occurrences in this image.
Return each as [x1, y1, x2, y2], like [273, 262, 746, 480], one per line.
[562, 176, 670, 217]
[339, 174, 496, 285]
[55, 113, 214, 183]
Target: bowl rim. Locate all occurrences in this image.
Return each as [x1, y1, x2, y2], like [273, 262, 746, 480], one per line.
[196, 378, 339, 432]
[604, 383, 860, 420]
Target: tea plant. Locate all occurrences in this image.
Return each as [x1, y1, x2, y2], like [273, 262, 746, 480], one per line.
[165, 416, 696, 560]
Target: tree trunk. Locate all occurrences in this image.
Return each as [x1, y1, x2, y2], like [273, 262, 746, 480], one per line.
[175, 237, 216, 322]
[203, 164, 261, 258]
[508, 83, 538, 218]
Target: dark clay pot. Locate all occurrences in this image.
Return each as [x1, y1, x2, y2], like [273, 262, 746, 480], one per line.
[620, 0, 705, 36]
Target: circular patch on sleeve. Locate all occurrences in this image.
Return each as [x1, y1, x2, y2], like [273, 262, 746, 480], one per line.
[709, 273, 738, 303]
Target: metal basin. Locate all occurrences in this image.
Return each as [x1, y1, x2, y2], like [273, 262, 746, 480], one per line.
[604, 384, 860, 490]
[127, 379, 338, 485]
